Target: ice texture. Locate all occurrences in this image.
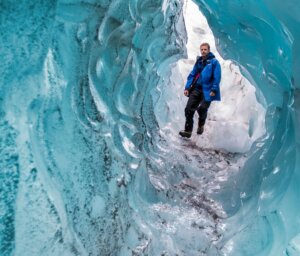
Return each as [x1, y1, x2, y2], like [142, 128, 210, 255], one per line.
[0, 0, 299, 255]
[193, 0, 300, 255]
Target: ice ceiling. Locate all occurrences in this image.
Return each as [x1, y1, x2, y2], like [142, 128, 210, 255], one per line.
[0, 0, 299, 255]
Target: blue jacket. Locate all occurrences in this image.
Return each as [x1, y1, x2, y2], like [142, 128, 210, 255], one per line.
[185, 52, 221, 101]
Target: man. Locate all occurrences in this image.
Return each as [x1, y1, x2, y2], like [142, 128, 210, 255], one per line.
[179, 43, 221, 138]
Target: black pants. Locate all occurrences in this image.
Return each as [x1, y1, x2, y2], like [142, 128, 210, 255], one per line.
[184, 88, 211, 132]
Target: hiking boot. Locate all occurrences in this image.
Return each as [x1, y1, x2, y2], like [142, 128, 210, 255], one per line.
[179, 130, 192, 138]
[197, 125, 204, 135]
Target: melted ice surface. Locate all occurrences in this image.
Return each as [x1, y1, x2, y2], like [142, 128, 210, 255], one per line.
[0, 0, 299, 255]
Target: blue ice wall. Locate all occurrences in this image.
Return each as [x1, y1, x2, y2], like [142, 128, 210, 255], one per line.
[0, 0, 187, 255]
[194, 0, 300, 255]
[0, 0, 300, 255]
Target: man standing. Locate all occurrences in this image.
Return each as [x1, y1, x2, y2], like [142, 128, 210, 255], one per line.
[179, 43, 221, 138]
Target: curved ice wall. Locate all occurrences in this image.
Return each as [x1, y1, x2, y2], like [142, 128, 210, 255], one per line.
[1, 1, 188, 255]
[0, 0, 299, 255]
[193, 1, 300, 255]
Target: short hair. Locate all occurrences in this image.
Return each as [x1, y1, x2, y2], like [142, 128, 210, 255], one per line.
[200, 43, 210, 50]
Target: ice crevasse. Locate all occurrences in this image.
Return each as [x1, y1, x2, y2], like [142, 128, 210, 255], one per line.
[0, 0, 299, 255]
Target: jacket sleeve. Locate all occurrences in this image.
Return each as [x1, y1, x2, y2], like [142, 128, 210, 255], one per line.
[211, 60, 221, 92]
[185, 62, 199, 90]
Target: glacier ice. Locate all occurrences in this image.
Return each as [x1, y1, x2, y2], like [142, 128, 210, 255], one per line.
[0, 0, 299, 255]
[193, 0, 299, 255]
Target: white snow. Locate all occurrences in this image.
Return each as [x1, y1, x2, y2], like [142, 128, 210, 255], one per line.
[160, 0, 266, 154]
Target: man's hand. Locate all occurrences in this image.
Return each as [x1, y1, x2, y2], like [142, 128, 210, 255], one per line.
[210, 91, 216, 97]
[184, 90, 189, 97]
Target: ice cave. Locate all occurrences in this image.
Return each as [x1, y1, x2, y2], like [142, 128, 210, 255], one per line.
[0, 0, 299, 255]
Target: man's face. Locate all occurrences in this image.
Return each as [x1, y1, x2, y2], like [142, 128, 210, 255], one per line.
[200, 45, 209, 58]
